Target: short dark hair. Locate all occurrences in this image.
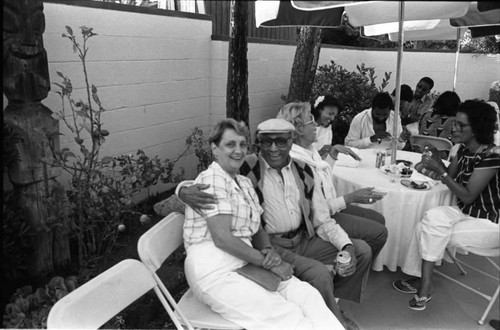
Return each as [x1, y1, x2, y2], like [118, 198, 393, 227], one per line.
[311, 95, 344, 121]
[457, 99, 497, 145]
[391, 84, 414, 103]
[372, 92, 394, 110]
[209, 118, 249, 146]
[420, 77, 434, 90]
[433, 91, 461, 116]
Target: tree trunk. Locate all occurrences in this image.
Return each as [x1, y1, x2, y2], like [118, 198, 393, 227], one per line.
[226, 0, 249, 127]
[287, 27, 322, 103]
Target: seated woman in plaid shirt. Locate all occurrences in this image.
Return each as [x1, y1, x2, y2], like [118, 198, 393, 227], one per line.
[183, 118, 342, 330]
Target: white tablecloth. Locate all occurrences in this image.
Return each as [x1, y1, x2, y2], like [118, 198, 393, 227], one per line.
[331, 149, 457, 272]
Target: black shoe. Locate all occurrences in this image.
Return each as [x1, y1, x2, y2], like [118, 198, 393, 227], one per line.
[392, 279, 418, 294]
[490, 319, 500, 330]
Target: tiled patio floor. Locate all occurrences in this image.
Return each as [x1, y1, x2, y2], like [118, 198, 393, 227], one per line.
[340, 254, 499, 330]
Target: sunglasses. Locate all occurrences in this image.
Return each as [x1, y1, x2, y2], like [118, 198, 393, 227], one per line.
[260, 136, 291, 148]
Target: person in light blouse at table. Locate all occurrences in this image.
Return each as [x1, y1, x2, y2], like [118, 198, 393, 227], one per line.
[344, 92, 411, 150]
[277, 102, 388, 262]
[392, 100, 500, 311]
[183, 118, 342, 329]
[311, 95, 361, 162]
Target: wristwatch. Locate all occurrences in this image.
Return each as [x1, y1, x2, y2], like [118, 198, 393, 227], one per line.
[439, 172, 449, 181]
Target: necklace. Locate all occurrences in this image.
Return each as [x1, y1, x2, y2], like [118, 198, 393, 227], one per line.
[470, 144, 487, 159]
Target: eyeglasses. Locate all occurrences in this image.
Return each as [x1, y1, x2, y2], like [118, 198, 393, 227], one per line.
[259, 136, 291, 148]
[454, 121, 471, 131]
[303, 114, 316, 126]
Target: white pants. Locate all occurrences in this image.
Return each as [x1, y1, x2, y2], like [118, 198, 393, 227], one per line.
[402, 206, 500, 277]
[185, 240, 344, 330]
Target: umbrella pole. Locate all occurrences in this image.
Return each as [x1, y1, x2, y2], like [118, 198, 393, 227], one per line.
[392, 1, 405, 164]
[453, 28, 461, 92]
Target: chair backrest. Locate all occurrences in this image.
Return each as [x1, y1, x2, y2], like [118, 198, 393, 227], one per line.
[138, 212, 185, 272]
[410, 134, 454, 154]
[137, 212, 194, 330]
[47, 259, 162, 329]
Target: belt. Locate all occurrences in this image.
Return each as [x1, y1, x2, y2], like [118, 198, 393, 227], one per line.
[276, 224, 304, 239]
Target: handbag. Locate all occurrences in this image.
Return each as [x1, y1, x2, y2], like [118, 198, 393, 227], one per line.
[235, 263, 281, 291]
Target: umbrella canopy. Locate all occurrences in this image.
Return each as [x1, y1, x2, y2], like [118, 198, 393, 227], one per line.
[255, 0, 344, 28]
[360, 2, 500, 91]
[255, 1, 490, 161]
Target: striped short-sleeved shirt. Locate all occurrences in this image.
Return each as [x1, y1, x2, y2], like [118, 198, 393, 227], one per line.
[183, 162, 263, 248]
[455, 145, 500, 223]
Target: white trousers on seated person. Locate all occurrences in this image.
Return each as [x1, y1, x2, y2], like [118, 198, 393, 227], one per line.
[402, 206, 500, 277]
[185, 240, 344, 330]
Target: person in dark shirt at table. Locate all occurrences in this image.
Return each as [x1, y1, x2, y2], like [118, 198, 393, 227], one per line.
[418, 91, 461, 142]
[402, 77, 436, 126]
[393, 99, 500, 311]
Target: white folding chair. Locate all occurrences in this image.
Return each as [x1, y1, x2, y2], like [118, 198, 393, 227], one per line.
[137, 212, 242, 330]
[410, 134, 454, 158]
[434, 247, 500, 325]
[47, 259, 175, 329]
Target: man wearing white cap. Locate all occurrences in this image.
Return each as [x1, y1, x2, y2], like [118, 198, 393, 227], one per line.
[177, 118, 371, 329]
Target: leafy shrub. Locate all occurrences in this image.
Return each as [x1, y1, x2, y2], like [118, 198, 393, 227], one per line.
[43, 26, 184, 266]
[312, 60, 392, 144]
[3, 276, 78, 329]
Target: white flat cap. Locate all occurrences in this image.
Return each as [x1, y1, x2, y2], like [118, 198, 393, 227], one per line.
[257, 118, 295, 134]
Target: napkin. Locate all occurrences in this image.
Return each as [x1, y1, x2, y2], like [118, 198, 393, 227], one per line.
[333, 147, 361, 168]
[409, 170, 439, 187]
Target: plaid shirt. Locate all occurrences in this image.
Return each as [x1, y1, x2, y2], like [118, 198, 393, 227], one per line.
[183, 162, 263, 248]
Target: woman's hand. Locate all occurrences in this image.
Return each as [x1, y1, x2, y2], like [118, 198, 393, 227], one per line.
[270, 261, 294, 280]
[421, 154, 446, 174]
[332, 145, 361, 161]
[318, 145, 333, 158]
[344, 187, 385, 205]
[261, 248, 282, 269]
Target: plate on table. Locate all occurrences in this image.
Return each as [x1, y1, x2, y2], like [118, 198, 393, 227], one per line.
[400, 179, 431, 190]
[380, 164, 413, 178]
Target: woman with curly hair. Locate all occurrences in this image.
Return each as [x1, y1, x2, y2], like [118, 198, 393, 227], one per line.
[393, 99, 500, 311]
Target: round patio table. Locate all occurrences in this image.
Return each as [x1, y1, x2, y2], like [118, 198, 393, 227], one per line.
[330, 148, 457, 272]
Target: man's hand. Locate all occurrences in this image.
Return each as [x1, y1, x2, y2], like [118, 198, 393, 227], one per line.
[338, 245, 357, 277]
[178, 184, 216, 215]
[399, 126, 412, 142]
[270, 261, 294, 280]
[370, 131, 392, 143]
[261, 248, 281, 269]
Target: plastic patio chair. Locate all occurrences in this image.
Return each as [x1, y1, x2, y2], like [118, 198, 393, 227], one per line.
[434, 246, 500, 325]
[47, 259, 176, 329]
[137, 212, 242, 330]
[409, 135, 454, 158]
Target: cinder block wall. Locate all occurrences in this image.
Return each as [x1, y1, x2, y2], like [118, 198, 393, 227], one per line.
[4, 2, 499, 187]
[41, 2, 213, 186]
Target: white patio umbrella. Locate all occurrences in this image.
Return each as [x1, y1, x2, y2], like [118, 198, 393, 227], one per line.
[256, 1, 473, 162]
[362, 2, 500, 92]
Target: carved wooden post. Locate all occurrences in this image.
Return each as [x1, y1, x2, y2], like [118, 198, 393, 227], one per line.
[3, 0, 71, 278]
